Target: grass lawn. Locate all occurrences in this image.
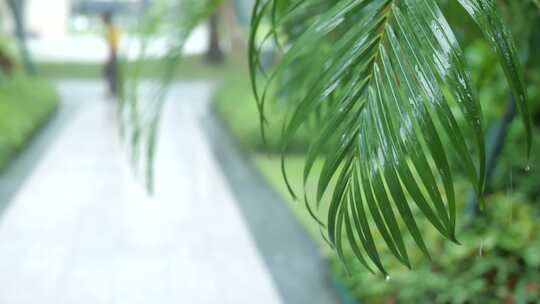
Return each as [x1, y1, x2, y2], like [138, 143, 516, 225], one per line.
[213, 72, 334, 252]
[213, 73, 313, 153]
[37, 55, 241, 80]
[254, 153, 333, 254]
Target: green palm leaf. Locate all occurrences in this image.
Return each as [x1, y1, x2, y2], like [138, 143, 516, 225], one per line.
[119, 0, 223, 192]
[249, 0, 531, 274]
[457, 0, 533, 160]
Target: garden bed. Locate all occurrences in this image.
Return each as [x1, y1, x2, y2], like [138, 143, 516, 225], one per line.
[0, 74, 59, 170]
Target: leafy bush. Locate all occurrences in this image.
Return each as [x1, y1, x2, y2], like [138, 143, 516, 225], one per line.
[331, 192, 540, 303]
[0, 74, 59, 169]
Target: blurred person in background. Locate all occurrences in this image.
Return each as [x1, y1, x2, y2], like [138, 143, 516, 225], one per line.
[103, 12, 120, 98]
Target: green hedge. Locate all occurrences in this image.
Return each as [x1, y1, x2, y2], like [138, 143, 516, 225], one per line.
[0, 74, 59, 169]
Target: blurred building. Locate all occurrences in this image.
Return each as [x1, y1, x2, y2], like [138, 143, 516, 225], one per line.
[0, 2, 12, 33]
[70, 0, 149, 33]
[27, 0, 70, 38]
[71, 0, 148, 15]
[1, 0, 147, 38]
[1, 0, 208, 63]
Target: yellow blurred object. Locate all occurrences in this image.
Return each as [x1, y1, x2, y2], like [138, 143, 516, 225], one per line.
[106, 24, 120, 52]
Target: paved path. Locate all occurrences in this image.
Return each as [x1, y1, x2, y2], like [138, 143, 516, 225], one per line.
[0, 81, 282, 304]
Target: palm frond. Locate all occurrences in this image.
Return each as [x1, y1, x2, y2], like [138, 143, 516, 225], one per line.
[457, 0, 532, 160]
[119, 0, 223, 192]
[249, 0, 531, 274]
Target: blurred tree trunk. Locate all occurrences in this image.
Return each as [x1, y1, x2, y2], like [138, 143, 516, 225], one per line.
[0, 10, 14, 75]
[0, 51, 14, 76]
[6, 0, 35, 74]
[223, 0, 246, 59]
[205, 11, 224, 64]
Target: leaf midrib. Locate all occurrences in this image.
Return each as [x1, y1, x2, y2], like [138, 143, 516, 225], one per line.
[361, 1, 394, 96]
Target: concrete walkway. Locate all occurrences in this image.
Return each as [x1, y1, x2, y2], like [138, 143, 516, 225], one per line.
[0, 81, 282, 304]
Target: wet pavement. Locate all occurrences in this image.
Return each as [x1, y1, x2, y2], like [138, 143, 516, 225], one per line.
[0, 81, 281, 304]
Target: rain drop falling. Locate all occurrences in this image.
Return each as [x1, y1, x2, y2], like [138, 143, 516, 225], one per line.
[509, 167, 514, 194]
[508, 167, 513, 224]
[479, 239, 484, 257]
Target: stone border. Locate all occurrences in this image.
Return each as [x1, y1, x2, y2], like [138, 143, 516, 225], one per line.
[201, 108, 342, 304]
